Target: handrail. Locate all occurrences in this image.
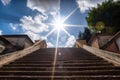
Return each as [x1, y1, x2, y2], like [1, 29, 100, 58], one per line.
[83, 45, 120, 66]
[0, 40, 42, 67]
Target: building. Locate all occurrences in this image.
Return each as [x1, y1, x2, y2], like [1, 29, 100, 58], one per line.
[88, 31, 120, 53]
[75, 39, 86, 48]
[0, 36, 15, 54]
[1, 35, 34, 49]
[101, 31, 120, 53]
[35, 40, 47, 48]
[0, 35, 34, 54]
[88, 33, 114, 48]
[0, 44, 5, 53]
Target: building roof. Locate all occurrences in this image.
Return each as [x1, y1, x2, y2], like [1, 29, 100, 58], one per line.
[101, 31, 120, 49]
[0, 35, 34, 44]
[0, 36, 12, 45]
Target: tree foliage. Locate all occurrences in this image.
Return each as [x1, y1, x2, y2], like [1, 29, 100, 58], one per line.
[86, 0, 120, 33]
[78, 27, 92, 42]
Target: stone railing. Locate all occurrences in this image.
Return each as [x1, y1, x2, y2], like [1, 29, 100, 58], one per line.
[83, 45, 120, 66]
[0, 40, 42, 67]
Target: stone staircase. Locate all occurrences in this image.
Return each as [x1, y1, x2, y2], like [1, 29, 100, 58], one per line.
[0, 48, 120, 80]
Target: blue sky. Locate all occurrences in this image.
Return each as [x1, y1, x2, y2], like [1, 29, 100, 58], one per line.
[0, 0, 111, 47]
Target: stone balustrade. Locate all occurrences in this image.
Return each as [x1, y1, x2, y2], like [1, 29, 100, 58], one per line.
[83, 45, 120, 66]
[0, 40, 42, 67]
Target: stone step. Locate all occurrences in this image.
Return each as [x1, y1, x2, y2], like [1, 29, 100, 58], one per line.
[0, 48, 120, 80]
[15, 58, 105, 61]
[1, 66, 120, 71]
[0, 70, 120, 76]
[15, 59, 105, 62]
[11, 62, 109, 64]
[9, 62, 111, 65]
[15, 59, 108, 63]
[0, 75, 120, 80]
[4, 63, 112, 67]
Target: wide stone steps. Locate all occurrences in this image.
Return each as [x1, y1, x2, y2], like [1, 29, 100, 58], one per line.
[0, 70, 120, 75]
[0, 75, 120, 80]
[4, 64, 112, 68]
[1, 66, 120, 71]
[0, 48, 120, 80]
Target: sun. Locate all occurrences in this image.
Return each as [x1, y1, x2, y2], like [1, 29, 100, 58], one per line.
[54, 17, 65, 32]
[45, 7, 81, 40]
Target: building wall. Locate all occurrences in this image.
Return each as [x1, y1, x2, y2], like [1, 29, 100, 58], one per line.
[90, 35, 113, 48]
[116, 37, 120, 51]
[89, 32, 120, 53]
[75, 40, 86, 48]
[24, 38, 33, 48]
[98, 35, 113, 47]
[35, 40, 47, 48]
[91, 38, 99, 48]
[4, 37, 33, 49]
[5, 37, 25, 49]
[0, 44, 5, 53]
[40, 40, 47, 48]
[105, 41, 119, 53]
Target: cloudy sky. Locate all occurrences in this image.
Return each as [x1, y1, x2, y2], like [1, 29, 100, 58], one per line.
[0, 0, 111, 47]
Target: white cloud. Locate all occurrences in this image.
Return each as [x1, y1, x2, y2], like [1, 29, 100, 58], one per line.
[65, 35, 76, 47]
[76, 0, 104, 13]
[47, 42, 54, 47]
[24, 0, 60, 43]
[27, 0, 60, 15]
[76, 0, 118, 13]
[115, 0, 119, 1]
[9, 14, 49, 41]
[1, 0, 11, 6]
[60, 35, 67, 42]
[9, 23, 19, 30]
[25, 31, 41, 41]
[0, 30, 3, 35]
[9, 0, 60, 44]
[20, 14, 48, 34]
[19, 14, 49, 41]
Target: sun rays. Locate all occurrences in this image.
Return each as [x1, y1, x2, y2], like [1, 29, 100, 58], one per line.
[45, 6, 86, 42]
[44, 1, 86, 80]
[54, 18, 64, 32]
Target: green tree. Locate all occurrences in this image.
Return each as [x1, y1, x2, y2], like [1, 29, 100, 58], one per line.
[78, 27, 92, 42]
[78, 31, 83, 39]
[86, 0, 120, 33]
